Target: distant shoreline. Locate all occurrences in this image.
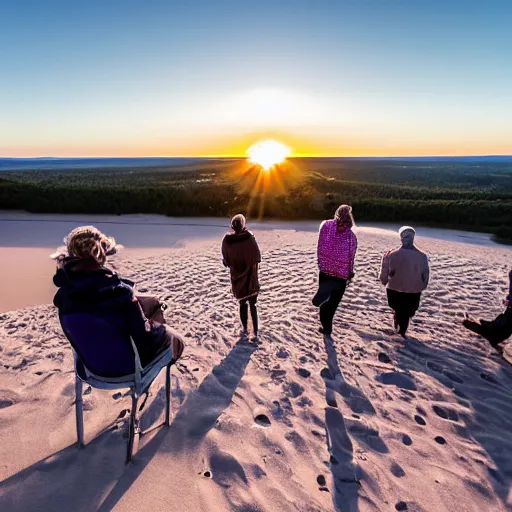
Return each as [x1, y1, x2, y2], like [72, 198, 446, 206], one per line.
[0, 211, 508, 249]
[1, 155, 512, 171]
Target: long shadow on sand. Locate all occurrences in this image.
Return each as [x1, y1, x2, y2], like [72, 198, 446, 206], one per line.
[395, 335, 512, 507]
[321, 335, 383, 512]
[0, 337, 257, 512]
[98, 336, 258, 510]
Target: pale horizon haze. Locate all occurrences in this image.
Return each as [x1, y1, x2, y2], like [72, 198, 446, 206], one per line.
[1, 0, 511, 157]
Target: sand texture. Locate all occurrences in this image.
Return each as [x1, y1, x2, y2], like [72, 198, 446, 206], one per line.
[0, 229, 511, 512]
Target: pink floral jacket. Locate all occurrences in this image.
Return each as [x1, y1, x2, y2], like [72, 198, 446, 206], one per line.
[317, 220, 357, 280]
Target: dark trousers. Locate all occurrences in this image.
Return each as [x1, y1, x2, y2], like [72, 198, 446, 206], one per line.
[240, 296, 258, 334]
[463, 308, 512, 348]
[316, 272, 347, 335]
[387, 289, 421, 336]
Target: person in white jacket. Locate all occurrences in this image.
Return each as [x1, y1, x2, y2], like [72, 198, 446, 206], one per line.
[379, 226, 429, 337]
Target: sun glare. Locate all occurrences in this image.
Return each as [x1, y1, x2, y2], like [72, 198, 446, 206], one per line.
[247, 140, 291, 170]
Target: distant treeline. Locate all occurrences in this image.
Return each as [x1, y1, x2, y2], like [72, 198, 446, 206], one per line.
[1, 159, 511, 242]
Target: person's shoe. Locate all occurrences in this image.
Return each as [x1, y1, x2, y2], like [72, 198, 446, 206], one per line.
[241, 330, 249, 339]
[319, 327, 332, 336]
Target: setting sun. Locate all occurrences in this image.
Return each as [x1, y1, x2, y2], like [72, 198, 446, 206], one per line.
[247, 140, 291, 170]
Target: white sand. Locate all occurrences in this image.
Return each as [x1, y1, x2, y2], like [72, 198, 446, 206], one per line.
[0, 223, 512, 511]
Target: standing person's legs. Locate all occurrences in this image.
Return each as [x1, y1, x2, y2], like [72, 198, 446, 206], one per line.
[387, 290, 421, 337]
[387, 289, 407, 335]
[401, 293, 421, 336]
[396, 310, 410, 336]
[319, 278, 347, 335]
[248, 296, 258, 335]
[239, 299, 249, 333]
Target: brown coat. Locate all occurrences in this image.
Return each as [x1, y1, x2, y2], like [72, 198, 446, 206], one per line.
[222, 230, 261, 300]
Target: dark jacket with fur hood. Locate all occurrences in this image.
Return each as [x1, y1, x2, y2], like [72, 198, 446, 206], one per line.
[222, 230, 261, 300]
[53, 257, 166, 366]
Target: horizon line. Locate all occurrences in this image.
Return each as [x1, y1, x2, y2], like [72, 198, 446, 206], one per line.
[1, 154, 512, 159]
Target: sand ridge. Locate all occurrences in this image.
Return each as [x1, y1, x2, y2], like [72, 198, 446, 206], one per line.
[0, 229, 511, 511]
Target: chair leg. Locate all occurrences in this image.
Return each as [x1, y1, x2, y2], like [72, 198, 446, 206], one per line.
[126, 394, 139, 463]
[75, 374, 85, 447]
[165, 363, 172, 426]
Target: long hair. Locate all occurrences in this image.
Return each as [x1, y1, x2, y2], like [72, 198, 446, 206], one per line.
[334, 204, 354, 230]
[64, 226, 117, 265]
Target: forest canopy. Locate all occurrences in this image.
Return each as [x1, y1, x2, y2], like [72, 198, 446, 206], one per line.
[1, 158, 511, 242]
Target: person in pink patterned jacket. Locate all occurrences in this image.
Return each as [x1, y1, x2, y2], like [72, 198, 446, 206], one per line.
[313, 205, 358, 336]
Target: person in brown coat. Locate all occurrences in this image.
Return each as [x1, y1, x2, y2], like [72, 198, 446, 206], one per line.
[222, 214, 261, 336]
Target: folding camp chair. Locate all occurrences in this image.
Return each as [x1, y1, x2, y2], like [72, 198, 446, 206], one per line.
[60, 313, 173, 463]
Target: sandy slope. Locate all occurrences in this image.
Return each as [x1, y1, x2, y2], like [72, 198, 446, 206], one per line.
[0, 229, 511, 512]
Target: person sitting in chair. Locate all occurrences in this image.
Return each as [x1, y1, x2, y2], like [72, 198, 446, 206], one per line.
[52, 226, 184, 368]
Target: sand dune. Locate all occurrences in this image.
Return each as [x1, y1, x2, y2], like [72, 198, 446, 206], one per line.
[0, 229, 511, 511]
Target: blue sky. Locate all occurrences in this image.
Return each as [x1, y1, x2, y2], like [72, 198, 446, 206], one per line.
[1, 0, 511, 156]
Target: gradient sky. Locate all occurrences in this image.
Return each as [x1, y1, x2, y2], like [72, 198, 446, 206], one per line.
[1, 0, 511, 157]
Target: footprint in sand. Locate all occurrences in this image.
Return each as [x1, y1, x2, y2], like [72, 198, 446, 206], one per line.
[427, 362, 464, 384]
[391, 462, 406, 478]
[414, 415, 427, 426]
[254, 413, 271, 427]
[376, 372, 416, 391]
[284, 431, 307, 451]
[271, 369, 287, 380]
[480, 372, 499, 385]
[395, 502, 408, 511]
[276, 348, 289, 359]
[432, 405, 459, 422]
[203, 471, 212, 478]
[426, 361, 443, 373]
[0, 398, 15, 409]
[112, 392, 122, 400]
[283, 381, 304, 399]
[317, 474, 329, 492]
[378, 352, 392, 364]
[444, 371, 464, 384]
[296, 368, 311, 378]
[435, 436, 447, 445]
[297, 396, 313, 407]
[402, 434, 413, 446]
